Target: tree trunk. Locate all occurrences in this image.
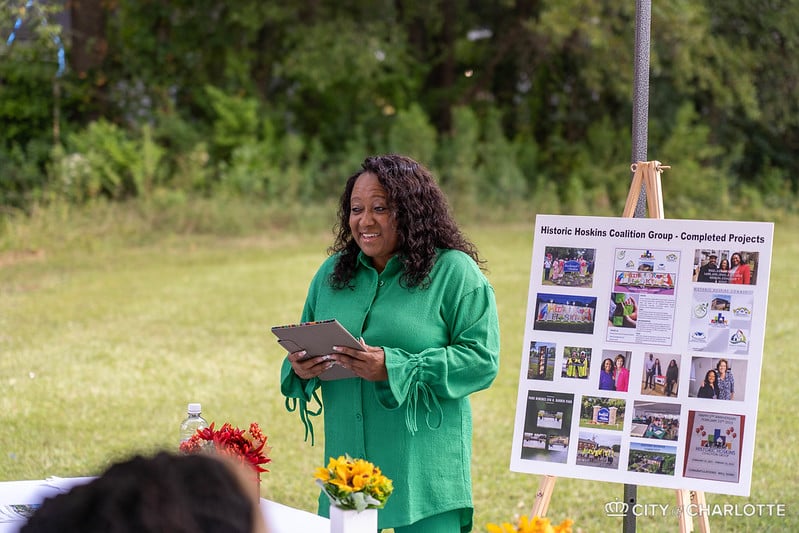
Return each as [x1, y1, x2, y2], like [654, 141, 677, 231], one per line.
[68, 0, 108, 76]
[68, 0, 110, 120]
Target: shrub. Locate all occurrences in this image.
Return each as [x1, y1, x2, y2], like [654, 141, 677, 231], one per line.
[205, 85, 260, 162]
[478, 107, 527, 203]
[386, 103, 437, 165]
[438, 106, 480, 211]
[0, 140, 51, 207]
[60, 120, 140, 199]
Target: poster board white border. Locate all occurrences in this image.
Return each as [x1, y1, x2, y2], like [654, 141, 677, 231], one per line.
[509, 214, 774, 497]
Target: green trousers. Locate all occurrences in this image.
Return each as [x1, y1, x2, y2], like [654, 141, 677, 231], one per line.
[382, 509, 463, 533]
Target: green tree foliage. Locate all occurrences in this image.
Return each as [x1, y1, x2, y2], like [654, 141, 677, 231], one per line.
[477, 107, 527, 204]
[386, 104, 438, 165]
[1, 0, 70, 206]
[438, 106, 481, 210]
[1, 0, 797, 216]
[657, 103, 731, 218]
[204, 85, 261, 161]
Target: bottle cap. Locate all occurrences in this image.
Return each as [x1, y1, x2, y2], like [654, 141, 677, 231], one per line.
[187, 403, 201, 415]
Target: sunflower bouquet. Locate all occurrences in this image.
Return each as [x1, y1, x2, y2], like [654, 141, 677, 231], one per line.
[314, 455, 394, 512]
[487, 515, 574, 533]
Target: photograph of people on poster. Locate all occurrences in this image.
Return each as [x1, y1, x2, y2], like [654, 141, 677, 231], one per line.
[728, 251, 758, 285]
[683, 411, 744, 483]
[542, 246, 596, 287]
[597, 355, 617, 392]
[688, 287, 754, 355]
[561, 346, 591, 379]
[520, 391, 574, 463]
[639, 352, 679, 396]
[688, 357, 746, 401]
[694, 249, 727, 283]
[577, 431, 621, 469]
[693, 249, 760, 286]
[578, 396, 625, 431]
[630, 401, 681, 441]
[628, 442, 677, 476]
[533, 293, 597, 334]
[595, 350, 632, 392]
[528, 341, 556, 381]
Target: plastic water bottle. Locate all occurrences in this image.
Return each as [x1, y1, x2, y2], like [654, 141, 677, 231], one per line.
[180, 403, 208, 445]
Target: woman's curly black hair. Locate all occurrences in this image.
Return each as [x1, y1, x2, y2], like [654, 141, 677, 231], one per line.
[329, 154, 483, 289]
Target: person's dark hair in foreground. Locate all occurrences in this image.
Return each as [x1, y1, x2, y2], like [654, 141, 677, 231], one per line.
[21, 452, 260, 533]
[330, 154, 483, 289]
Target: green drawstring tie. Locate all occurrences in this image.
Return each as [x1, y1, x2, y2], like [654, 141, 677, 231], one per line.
[404, 382, 443, 434]
[286, 389, 323, 445]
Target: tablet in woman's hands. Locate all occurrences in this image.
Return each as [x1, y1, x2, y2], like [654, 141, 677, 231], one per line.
[271, 319, 362, 380]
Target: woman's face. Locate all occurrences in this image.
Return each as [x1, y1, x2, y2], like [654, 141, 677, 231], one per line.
[604, 360, 612, 371]
[615, 357, 624, 368]
[349, 172, 399, 273]
[731, 254, 741, 265]
[707, 371, 716, 383]
[720, 259, 729, 270]
[718, 361, 727, 373]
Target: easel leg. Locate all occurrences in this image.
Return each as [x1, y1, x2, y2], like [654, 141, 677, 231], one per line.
[692, 491, 710, 533]
[676, 489, 694, 532]
[530, 475, 557, 517]
[644, 161, 665, 218]
[622, 163, 645, 217]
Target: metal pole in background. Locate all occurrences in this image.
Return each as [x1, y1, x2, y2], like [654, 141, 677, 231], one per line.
[625, 0, 652, 530]
[630, 0, 651, 220]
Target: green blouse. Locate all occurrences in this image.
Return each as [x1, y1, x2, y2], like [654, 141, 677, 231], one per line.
[280, 249, 500, 531]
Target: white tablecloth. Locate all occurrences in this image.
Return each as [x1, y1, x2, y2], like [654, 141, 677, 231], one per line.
[0, 477, 328, 533]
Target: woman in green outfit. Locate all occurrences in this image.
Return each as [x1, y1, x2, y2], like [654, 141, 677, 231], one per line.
[281, 154, 501, 532]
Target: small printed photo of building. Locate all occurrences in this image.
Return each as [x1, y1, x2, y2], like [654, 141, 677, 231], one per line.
[579, 396, 626, 432]
[627, 442, 677, 476]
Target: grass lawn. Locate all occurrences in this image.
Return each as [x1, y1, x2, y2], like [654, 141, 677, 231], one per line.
[1, 215, 797, 532]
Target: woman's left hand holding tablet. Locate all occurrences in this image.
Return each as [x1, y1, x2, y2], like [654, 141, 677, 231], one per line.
[333, 340, 388, 381]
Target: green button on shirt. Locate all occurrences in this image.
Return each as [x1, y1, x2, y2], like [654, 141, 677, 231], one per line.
[281, 249, 500, 531]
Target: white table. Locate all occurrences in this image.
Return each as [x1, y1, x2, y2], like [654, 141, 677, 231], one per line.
[261, 498, 329, 532]
[0, 477, 328, 533]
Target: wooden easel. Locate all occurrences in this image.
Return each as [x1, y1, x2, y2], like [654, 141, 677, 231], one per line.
[530, 162, 709, 533]
[622, 161, 666, 218]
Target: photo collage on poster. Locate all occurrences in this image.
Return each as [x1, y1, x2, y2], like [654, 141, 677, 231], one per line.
[510, 215, 773, 497]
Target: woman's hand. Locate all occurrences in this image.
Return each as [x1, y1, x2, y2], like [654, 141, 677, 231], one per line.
[623, 297, 638, 326]
[287, 350, 335, 380]
[332, 339, 388, 381]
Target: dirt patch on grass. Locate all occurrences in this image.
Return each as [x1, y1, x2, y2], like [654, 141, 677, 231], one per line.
[0, 249, 46, 268]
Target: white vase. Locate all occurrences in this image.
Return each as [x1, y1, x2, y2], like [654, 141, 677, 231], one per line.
[329, 505, 378, 533]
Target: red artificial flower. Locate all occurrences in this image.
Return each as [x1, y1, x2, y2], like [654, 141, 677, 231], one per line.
[180, 421, 272, 480]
